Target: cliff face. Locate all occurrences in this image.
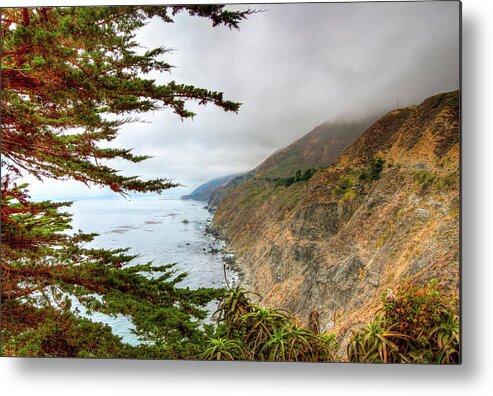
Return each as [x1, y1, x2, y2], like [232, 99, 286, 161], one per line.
[211, 91, 460, 339]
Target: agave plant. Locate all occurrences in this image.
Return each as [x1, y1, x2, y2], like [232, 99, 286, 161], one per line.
[283, 324, 317, 361]
[200, 337, 244, 361]
[349, 280, 460, 364]
[258, 324, 291, 361]
[245, 315, 316, 361]
[347, 315, 410, 363]
[240, 305, 290, 357]
[258, 323, 316, 362]
[214, 287, 256, 336]
[430, 312, 460, 364]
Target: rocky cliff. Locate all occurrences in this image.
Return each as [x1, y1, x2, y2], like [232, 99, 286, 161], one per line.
[211, 91, 460, 341]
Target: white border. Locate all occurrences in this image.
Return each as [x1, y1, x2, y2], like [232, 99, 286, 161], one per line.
[2, 1, 493, 395]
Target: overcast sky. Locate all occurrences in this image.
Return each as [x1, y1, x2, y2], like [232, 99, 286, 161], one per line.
[25, 1, 460, 200]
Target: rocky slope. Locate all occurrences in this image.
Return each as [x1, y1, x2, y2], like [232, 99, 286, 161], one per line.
[211, 91, 460, 341]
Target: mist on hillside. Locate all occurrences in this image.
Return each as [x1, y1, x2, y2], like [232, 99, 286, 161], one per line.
[25, 1, 459, 199]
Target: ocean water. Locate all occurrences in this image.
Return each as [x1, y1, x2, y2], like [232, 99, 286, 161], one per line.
[68, 195, 236, 345]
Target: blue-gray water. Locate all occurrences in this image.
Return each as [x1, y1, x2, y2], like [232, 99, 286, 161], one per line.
[68, 195, 236, 345]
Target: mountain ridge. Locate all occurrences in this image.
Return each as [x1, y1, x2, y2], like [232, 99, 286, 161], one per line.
[205, 117, 377, 210]
[181, 173, 244, 202]
[255, 117, 377, 179]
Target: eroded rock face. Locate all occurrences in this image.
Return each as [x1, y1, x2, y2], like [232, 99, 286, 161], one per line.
[290, 203, 341, 239]
[210, 91, 460, 339]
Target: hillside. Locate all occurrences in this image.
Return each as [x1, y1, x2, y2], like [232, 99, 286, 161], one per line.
[181, 173, 243, 201]
[210, 91, 460, 343]
[255, 118, 376, 179]
[206, 118, 375, 210]
[207, 171, 255, 211]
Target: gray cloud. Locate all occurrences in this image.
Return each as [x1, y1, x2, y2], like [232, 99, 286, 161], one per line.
[27, 1, 460, 199]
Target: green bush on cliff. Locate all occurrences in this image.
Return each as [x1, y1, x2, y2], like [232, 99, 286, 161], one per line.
[414, 170, 459, 192]
[414, 170, 439, 190]
[347, 279, 459, 364]
[334, 175, 355, 200]
[334, 156, 385, 202]
[267, 168, 319, 187]
[359, 156, 385, 182]
[202, 287, 339, 362]
[425, 91, 460, 110]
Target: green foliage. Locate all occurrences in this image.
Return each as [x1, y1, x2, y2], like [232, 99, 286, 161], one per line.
[268, 167, 318, 187]
[334, 156, 385, 202]
[314, 332, 339, 361]
[1, 6, 252, 193]
[1, 5, 252, 358]
[414, 170, 459, 192]
[414, 171, 439, 190]
[358, 157, 385, 182]
[1, 303, 134, 358]
[201, 337, 244, 360]
[348, 279, 460, 364]
[213, 287, 255, 336]
[334, 175, 356, 201]
[241, 306, 290, 355]
[202, 288, 339, 361]
[347, 315, 412, 363]
[238, 181, 275, 207]
[2, 179, 226, 358]
[424, 91, 460, 111]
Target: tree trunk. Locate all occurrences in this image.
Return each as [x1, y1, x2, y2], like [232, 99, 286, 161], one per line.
[22, 8, 30, 26]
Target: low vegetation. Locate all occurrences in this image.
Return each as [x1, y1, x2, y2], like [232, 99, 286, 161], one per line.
[347, 279, 459, 364]
[425, 91, 460, 110]
[334, 174, 356, 201]
[238, 181, 276, 206]
[358, 157, 386, 182]
[201, 287, 339, 361]
[264, 168, 319, 187]
[334, 156, 385, 201]
[199, 278, 460, 363]
[414, 170, 459, 192]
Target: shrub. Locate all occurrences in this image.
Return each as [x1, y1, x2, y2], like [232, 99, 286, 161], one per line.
[414, 170, 458, 192]
[359, 156, 385, 182]
[347, 279, 459, 364]
[334, 175, 355, 199]
[334, 157, 385, 202]
[414, 170, 439, 190]
[205, 287, 339, 362]
[272, 168, 319, 187]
